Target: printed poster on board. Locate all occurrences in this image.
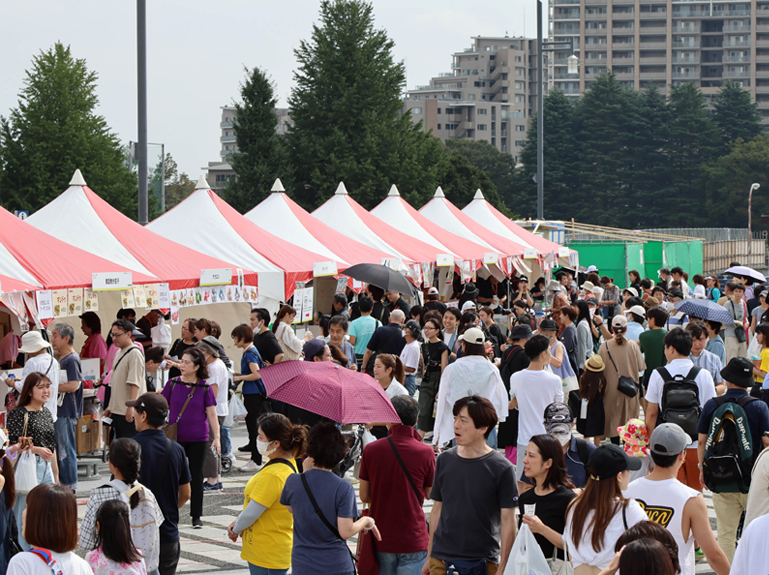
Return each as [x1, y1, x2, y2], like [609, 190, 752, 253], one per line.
[120, 289, 136, 310]
[36, 290, 54, 320]
[133, 285, 147, 308]
[157, 284, 170, 309]
[52, 290, 68, 318]
[145, 284, 159, 309]
[67, 288, 83, 316]
[84, 289, 99, 312]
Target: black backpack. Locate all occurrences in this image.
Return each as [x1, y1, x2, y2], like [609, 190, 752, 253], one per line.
[658, 366, 702, 441]
[703, 395, 758, 493]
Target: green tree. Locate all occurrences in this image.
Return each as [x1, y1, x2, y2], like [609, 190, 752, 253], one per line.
[518, 88, 581, 220]
[222, 67, 292, 212]
[147, 153, 195, 218]
[704, 135, 769, 228]
[0, 43, 136, 216]
[712, 79, 763, 154]
[666, 82, 721, 226]
[286, 0, 443, 210]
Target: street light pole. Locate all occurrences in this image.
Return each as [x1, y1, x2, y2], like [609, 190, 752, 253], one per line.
[536, 0, 544, 221]
[749, 183, 760, 257]
[137, 0, 148, 225]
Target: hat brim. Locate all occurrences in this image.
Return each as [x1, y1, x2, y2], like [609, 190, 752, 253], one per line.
[720, 366, 754, 388]
[18, 342, 51, 354]
[546, 423, 572, 435]
[624, 453, 643, 471]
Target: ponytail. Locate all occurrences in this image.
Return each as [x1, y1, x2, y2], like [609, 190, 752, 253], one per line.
[377, 353, 405, 385]
[258, 412, 308, 458]
[614, 328, 627, 346]
[109, 438, 142, 509]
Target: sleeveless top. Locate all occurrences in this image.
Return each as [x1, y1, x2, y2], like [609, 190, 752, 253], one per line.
[624, 477, 700, 575]
[550, 340, 576, 381]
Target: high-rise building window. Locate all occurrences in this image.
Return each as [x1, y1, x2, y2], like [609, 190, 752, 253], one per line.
[478, 124, 488, 130]
[478, 108, 488, 115]
[515, 125, 526, 132]
[411, 107, 423, 114]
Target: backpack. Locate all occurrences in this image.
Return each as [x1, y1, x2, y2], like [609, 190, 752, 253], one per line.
[702, 395, 757, 494]
[658, 366, 702, 441]
[100, 481, 163, 572]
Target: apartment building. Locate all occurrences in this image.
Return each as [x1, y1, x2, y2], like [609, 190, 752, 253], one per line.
[550, 0, 769, 120]
[402, 36, 542, 162]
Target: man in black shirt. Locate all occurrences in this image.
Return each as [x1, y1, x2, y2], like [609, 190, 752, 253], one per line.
[135, 309, 161, 349]
[129, 392, 192, 574]
[424, 286, 447, 314]
[386, 290, 411, 316]
[361, 309, 407, 374]
[250, 308, 284, 365]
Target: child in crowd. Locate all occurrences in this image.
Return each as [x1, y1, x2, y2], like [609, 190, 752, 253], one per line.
[618, 418, 652, 482]
[86, 500, 147, 575]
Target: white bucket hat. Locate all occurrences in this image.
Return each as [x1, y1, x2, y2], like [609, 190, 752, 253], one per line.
[18, 331, 51, 354]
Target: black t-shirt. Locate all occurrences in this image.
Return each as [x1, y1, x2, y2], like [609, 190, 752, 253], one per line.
[425, 300, 447, 314]
[168, 339, 196, 379]
[134, 429, 192, 543]
[518, 485, 577, 560]
[366, 324, 406, 355]
[253, 329, 284, 365]
[372, 302, 390, 325]
[422, 340, 449, 372]
[388, 297, 411, 316]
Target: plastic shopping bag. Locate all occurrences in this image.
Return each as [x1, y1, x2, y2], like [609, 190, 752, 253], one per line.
[748, 333, 762, 360]
[223, 393, 248, 427]
[15, 451, 38, 495]
[504, 524, 551, 575]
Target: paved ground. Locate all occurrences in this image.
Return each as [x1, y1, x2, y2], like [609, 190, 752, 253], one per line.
[74, 423, 721, 574]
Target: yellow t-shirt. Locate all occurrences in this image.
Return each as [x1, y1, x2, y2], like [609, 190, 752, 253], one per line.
[241, 460, 295, 569]
[757, 348, 769, 383]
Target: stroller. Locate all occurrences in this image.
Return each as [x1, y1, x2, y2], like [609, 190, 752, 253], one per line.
[333, 424, 366, 478]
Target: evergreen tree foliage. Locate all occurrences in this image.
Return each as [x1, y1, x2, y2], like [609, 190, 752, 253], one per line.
[286, 0, 441, 210]
[223, 67, 291, 213]
[0, 43, 136, 216]
[712, 79, 763, 154]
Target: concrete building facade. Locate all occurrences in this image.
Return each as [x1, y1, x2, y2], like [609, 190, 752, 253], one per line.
[550, 0, 769, 120]
[403, 36, 542, 162]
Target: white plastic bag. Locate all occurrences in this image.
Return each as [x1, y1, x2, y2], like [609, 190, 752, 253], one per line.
[223, 393, 248, 427]
[504, 524, 551, 575]
[748, 332, 762, 360]
[15, 451, 38, 495]
[362, 429, 377, 447]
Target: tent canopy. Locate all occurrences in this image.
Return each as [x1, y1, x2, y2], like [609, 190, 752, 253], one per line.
[371, 185, 495, 264]
[27, 170, 258, 290]
[148, 178, 339, 301]
[246, 179, 395, 265]
[312, 183, 441, 265]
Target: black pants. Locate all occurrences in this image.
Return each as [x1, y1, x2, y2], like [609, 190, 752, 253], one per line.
[243, 393, 270, 465]
[111, 413, 137, 440]
[158, 540, 181, 575]
[178, 440, 206, 520]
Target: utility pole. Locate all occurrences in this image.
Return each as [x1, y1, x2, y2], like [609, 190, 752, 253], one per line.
[137, 0, 148, 225]
[536, 0, 544, 220]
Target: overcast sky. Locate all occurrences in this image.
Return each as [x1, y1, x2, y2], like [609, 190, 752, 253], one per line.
[0, 1, 536, 182]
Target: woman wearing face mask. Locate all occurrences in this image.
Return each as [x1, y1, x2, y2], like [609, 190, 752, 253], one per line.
[228, 413, 307, 575]
[563, 444, 647, 574]
[519, 434, 577, 570]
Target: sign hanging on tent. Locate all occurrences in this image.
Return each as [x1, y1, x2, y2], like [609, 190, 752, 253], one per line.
[558, 246, 570, 257]
[335, 278, 347, 294]
[523, 248, 538, 260]
[436, 254, 454, 267]
[84, 289, 99, 312]
[483, 253, 499, 266]
[158, 284, 171, 308]
[36, 291, 53, 320]
[133, 285, 147, 308]
[145, 284, 159, 308]
[301, 288, 314, 322]
[313, 261, 337, 277]
[200, 268, 232, 287]
[120, 289, 136, 309]
[92, 272, 132, 291]
[67, 288, 83, 316]
[52, 290, 68, 318]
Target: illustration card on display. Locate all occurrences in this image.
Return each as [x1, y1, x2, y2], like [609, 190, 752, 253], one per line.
[84, 289, 99, 312]
[52, 290, 68, 318]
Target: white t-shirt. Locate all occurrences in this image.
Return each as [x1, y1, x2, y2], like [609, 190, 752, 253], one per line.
[509, 368, 564, 447]
[731, 510, 769, 575]
[384, 381, 409, 399]
[399, 340, 421, 372]
[564, 499, 647, 569]
[18, 353, 60, 423]
[644, 358, 715, 449]
[746, 447, 769, 527]
[207, 358, 229, 416]
[7, 550, 93, 575]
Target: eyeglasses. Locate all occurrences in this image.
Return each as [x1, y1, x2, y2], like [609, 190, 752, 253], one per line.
[110, 331, 126, 338]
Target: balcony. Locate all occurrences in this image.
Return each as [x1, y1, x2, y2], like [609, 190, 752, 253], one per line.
[723, 70, 751, 77]
[613, 12, 636, 19]
[640, 56, 668, 64]
[723, 56, 750, 62]
[220, 135, 236, 143]
[714, 10, 751, 17]
[554, 73, 580, 79]
[613, 42, 636, 49]
[220, 149, 234, 158]
[672, 11, 709, 18]
[640, 11, 667, 19]
[640, 71, 666, 79]
[724, 40, 751, 46]
[756, 53, 769, 62]
[641, 25, 668, 33]
[673, 41, 700, 48]
[673, 57, 701, 63]
[492, 92, 510, 102]
[672, 71, 700, 78]
[641, 41, 669, 49]
[675, 26, 700, 33]
[724, 25, 751, 32]
[553, 0, 581, 4]
[220, 121, 233, 128]
[757, 24, 769, 32]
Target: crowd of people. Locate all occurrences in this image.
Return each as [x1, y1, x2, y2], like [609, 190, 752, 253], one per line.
[4, 263, 769, 575]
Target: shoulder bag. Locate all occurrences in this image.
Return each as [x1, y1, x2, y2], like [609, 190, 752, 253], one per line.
[605, 343, 638, 398]
[731, 301, 748, 343]
[164, 378, 204, 441]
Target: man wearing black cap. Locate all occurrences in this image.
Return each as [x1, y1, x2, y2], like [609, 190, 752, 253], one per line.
[625, 424, 730, 575]
[510, 276, 534, 308]
[129, 392, 191, 575]
[697, 357, 769, 562]
[498, 325, 532, 462]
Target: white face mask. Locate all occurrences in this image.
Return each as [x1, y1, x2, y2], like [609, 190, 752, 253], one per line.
[256, 439, 276, 457]
[553, 432, 571, 446]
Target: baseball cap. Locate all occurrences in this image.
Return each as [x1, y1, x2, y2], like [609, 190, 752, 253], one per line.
[544, 402, 573, 435]
[427, 287, 439, 295]
[760, 290, 769, 299]
[404, 320, 422, 337]
[649, 423, 689, 456]
[720, 356, 755, 388]
[586, 297, 600, 306]
[627, 305, 646, 318]
[539, 318, 558, 332]
[510, 324, 533, 340]
[612, 314, 628, 329]
[623, 287, 639, 298]
[587, 265, 599, 273]
[461, 300, 477, 312]
[126, 392, 169, 421]
[458, 327, 485, 345]
[586, 444, 642, 480]
[303, 339, 327, 361]
[518, 275, 529, 283]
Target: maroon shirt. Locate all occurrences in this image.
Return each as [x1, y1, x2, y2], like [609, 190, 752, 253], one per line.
[359, 425, 435, 553]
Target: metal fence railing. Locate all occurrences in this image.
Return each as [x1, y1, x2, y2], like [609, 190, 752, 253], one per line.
[639, 228, 767, 243]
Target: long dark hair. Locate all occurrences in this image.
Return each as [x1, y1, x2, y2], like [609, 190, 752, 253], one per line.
[458, 311, 478, 335]
[579, 368, 607, 403]
[575, 300, 591, 325]
[272, 305, 296, 333]
[529, 434, 575, 490]
[18, 372, 50, 408]
[95, 499, 142, 565]
[109, 438, 142, 509]
[1, 455, 15, 508]
[618, 538, 676, 575]
[568, 472, 629, 552]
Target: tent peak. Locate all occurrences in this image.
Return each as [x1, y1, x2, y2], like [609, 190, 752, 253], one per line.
[387, 184, 400, 197]
[434, 186, 445, 198]
[334, 182, 349, 195]
[194, 176, 211, 191]
[69, 169, 87, 187]
[271, 178, 285, 192]
[473, 189, 485, 200]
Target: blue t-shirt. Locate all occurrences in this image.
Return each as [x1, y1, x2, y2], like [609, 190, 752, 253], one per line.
[697, 388, 769, 455]
[348, 316, 380, 355]
[58, 352, 83, 419]
[240, 346, 265, 395]
[280, 468, 358, 575]
[133, 429, 192, 543]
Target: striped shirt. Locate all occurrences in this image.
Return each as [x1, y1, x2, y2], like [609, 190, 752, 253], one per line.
[689, 349, 724, 385]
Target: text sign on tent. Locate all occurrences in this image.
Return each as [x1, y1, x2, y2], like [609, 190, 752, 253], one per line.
[523, 248, 538, 260]
[436, 254, 454, 267]
[92, 272, 132, 291]
[313, 261, 337, 277]
[483, 253, 499, 265]
[36, 290, 53, 320]
[558, 247, 570, 257]
[200, 268, 232, 287]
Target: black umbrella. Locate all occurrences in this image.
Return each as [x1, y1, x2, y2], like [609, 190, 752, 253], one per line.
[341, 264, 419, 298]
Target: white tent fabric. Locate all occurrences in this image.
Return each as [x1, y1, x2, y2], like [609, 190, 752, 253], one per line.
[148, 184, 286, 306]
[0, 242, 42, 288]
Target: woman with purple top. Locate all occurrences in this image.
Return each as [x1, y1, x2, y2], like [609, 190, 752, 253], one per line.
[162, 347, 219, 529]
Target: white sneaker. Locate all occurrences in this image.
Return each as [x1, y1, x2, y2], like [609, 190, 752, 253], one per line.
[240, 461, 260, 472]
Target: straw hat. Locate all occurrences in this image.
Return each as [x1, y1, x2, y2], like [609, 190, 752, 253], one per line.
[585, 355, 605, 372]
